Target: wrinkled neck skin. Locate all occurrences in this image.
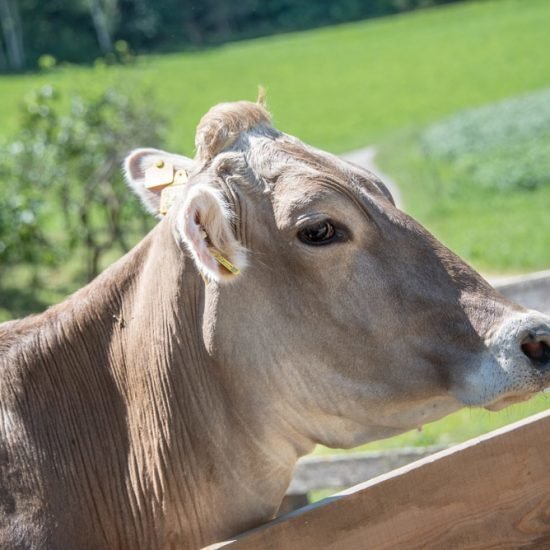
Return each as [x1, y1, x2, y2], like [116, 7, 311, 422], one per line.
[127, 226, 316, 548]
[3, 218, 311, 549]
[110, 223, 313, 547]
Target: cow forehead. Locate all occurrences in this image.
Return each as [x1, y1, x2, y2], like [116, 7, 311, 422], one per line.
[192, 98, 394, 213]
[239, 133, 394, 221]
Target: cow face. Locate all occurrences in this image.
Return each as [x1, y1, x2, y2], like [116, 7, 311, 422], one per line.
[125, 100, 550, 449]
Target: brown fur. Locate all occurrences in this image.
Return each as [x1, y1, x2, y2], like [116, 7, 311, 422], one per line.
[195, 100, 271, 162]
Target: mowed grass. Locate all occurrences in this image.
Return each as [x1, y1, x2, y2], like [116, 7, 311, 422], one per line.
[0, 0, 549, 450]
[0, 0, 549, 154]
[377, 88, 550, 273]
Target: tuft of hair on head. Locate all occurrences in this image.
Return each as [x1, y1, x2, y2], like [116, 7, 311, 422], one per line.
[194, 98, 272, 163]
[257, 86, 267, 107]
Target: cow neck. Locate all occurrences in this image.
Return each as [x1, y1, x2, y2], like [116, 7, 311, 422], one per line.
[104, 219, 234, 546]
[16, 218, 312, 547]
[124, 221, 315, 546]
[192, 284, 316, 543]
[116, 220, 313, 545]
[12, 219, 211, 546]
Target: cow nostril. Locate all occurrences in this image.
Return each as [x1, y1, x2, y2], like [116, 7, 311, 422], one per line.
[521, 333, 550, 368]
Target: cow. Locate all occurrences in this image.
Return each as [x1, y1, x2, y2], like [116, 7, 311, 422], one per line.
[1, 97, 549, 549]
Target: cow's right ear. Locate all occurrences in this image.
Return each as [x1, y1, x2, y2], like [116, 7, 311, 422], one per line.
[178, 184, 247, 283]
[124, 148, 194, 216]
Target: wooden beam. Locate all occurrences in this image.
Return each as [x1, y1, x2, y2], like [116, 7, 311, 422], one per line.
[278, 446, 446, 516]
[212, 410, 550, 549]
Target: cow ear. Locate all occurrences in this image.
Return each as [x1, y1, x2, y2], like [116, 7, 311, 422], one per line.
[124, 148, 194, 216]
[178, 185, 246, 282]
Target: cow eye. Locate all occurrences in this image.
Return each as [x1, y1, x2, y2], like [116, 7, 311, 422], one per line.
[298, 221, 338, 245]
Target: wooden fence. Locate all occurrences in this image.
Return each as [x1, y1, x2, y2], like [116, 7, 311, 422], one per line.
[211, 410, 550, 548]
[278, 445, 448, 516]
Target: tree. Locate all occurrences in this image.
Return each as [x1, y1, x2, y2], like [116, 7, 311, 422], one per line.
[0, 0, 25, 69]
[0, 0, 464, 72]
[87, 0, 116, 53]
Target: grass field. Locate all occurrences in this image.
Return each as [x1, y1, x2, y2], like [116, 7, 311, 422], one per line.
[1, 0, 549, 451]
[0, 0, 549, 154]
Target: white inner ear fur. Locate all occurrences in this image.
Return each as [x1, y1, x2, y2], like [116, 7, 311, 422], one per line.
[178, 185, 247, 282]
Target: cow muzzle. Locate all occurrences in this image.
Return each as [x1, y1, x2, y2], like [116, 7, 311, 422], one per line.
[453, 311, 550, 410]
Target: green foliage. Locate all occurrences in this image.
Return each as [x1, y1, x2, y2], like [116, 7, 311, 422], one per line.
[4, 0, 462, 71]
[37, 54, 57, 71]
[0, 165, 55, 268]
[16, 0, 99, 66]
[113, 39, 133, 64]
[0, 82, 164, 312]
[421, 88, 550, 192]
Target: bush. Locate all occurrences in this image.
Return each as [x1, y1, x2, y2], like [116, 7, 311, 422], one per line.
[37, 54, 57, 71]
[0, 82, 166, 313]
[420, 88, 550, 193]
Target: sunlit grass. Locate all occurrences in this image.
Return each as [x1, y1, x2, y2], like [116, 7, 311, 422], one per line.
[0, 0, 549, 154]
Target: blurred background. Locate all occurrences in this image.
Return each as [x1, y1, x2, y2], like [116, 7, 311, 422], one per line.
[0, 0, 549, 496]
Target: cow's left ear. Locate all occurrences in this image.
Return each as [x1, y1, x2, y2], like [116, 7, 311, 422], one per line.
[178, 184, 246, 283]
[124, 148, 194, 216]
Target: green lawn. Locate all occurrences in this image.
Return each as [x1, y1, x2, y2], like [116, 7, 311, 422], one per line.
[0, 0, 549, 154]
[0, 0, 549, 452]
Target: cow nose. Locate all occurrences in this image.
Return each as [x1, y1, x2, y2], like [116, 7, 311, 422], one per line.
[521, 325, 550, 368]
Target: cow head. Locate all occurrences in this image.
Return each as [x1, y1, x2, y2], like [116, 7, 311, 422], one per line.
[125, 99, 550, 449]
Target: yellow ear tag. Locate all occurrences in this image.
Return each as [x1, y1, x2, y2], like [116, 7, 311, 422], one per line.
[174, 168, 188, 184]
[145, 159, 175, 190]
[209, 247, 241, 275]
[159, 184, 186, 215]
[199, 226, 240, 275]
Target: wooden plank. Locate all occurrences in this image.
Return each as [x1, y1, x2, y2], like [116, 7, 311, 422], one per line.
[280, 446, 447, 516]
[277, 494, 309, 517]
[212, 410, 550, 549]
